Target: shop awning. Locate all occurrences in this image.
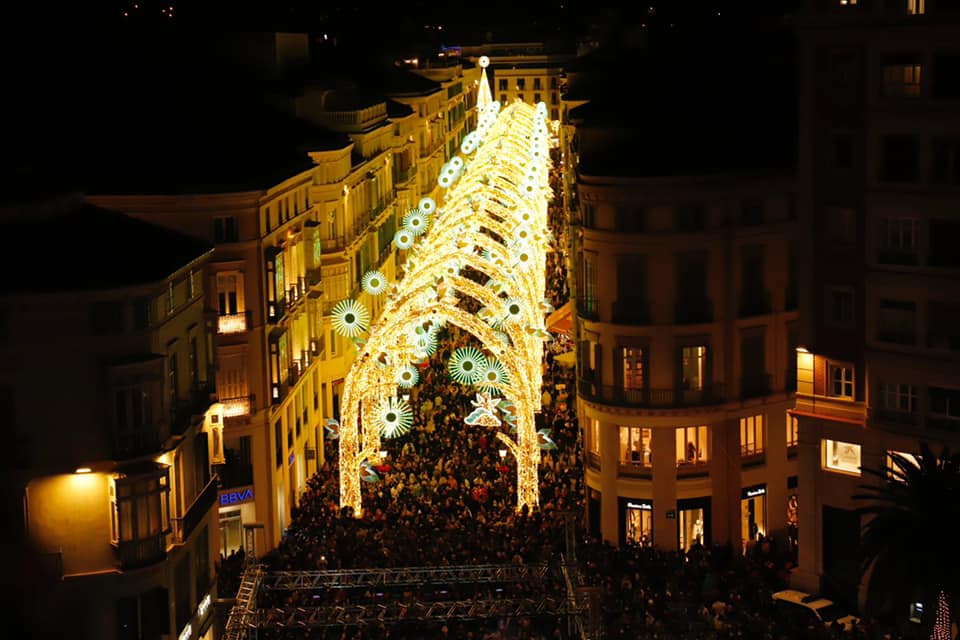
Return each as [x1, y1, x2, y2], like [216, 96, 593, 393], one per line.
[546, 300, 573, 336]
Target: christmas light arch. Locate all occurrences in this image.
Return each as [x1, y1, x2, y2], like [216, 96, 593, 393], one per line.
[337, 100, 554, 516]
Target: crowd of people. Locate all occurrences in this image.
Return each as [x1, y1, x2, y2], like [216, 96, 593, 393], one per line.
[217, 149, 909, 640]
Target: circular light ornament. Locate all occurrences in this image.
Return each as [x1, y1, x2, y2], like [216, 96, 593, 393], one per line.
[519, 210, 533, 224]
[362, 270, 387, 296]
[397, 365, 419, 388]
[448, 347, 486, 384]
[449, 156, 464, 171]
[503, 299, 524, 324]
[410, 328, 438, 357]
[394, 229, 415, 250]
[521, 180, 537, 197]
[479, 55, 490, 68]
[444, 261, 460, 278]
[331, 299, 369, 337]
[494, 330, 511, 347]
[418, 197, 436, 215]
[476, 358, 509, 396]
[514, 225, 533, 244]
[438, 173, 454, 189]
[515, 247, 534, 270]
[403, 209, 429, 236]
[377, 397, 414, 439]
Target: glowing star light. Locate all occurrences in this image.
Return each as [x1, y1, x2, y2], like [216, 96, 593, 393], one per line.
[376, 397, 414, 439]
[362, 270, 387, 296]
[448, 346, 486, 384]
[331, 299, 370, 337]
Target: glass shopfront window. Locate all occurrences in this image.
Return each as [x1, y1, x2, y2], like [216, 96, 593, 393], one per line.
[679, 507, 705, 552]
[741, 484, 767, 551]
[625, 501, 653, 547]
[822, 439, 862, 475]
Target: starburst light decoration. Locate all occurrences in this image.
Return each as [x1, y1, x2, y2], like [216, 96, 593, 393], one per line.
[338, 99, 554, 518]
[448, 346, 486, 384]
[476, 358, 509, 395]
[397, 364, 419, 388]
[394, 229, 415, 250]
[376, 397, 414, 439]
[403, 209, 429, 236]
[362, 270, 387, 296]
[331, 299, 369, 337]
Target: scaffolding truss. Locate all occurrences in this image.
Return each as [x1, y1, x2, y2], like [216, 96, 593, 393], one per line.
[259, 563, 552, 591]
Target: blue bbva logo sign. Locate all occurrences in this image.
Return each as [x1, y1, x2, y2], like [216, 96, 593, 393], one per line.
[219, 488, 254, 507]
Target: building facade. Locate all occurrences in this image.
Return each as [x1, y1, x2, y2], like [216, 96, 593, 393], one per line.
[462, 43, 572, 120]
[794, 0, 960, 611]
[1, 199, 220, 640]
[574, 172, 800, 553]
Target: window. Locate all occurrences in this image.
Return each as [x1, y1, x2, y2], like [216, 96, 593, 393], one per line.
[615, 255, 647, 321]
[681, 346, 707, 391]
[879, 135, 920, 182]
[830, 364, 854, 399]
[879, 382, 917, 412]
[739, 414, 765, 456]
[188, 270, 197, 299]
[195, 526, 210, 598]
[588, 418, 600, 456]
[825, 286, 854, 328]
[885, 451, 919, 480]
[110, 470, 171, 546]
[929, 386, 960, 419]
[786, 413, 799, 448]
[498, 79, 507, 91]
[91, 301, 125, 336]
[881, 61, 922, 98]
[822, 439, 862, 475]
[906, 0, 925, 16]
[133, 297, 150, 330]
[500, 94, 507, 103]
[879, 216, 917, 263]
[620, 347, 645, 391]
[929, 219, 960, 267]
[577, 250, 598, 316]
[741, 200, 764, 225]
[516, 78, 526, 90]
[533, 78, 542, 90]
[932, 53, 960, 99]
[274, 420, 283, 468]
[533, 93, 541, 104]
[877, 299, 916, 344]
[174, 554, 191, 630]
[214, 216, 238, 243]
[116, 588, 169, 640]
[115, 387, 155, 456]
[619, 426, 652, 467]
[931, 137, 960, 184]
[551, 92, 558, 105]
[550, 108, 559, 120]
[166, 282, 175, 315]
[825, 207, 855, 246]
[517, 94, 524, 102]
[830, 131, 855, 172]
[677, 205, 706, 232]
[580, 203, 595, 228]
[928, 300, 960, 350]
[168, 354, 178, 412]
[676, 425, 708, 466]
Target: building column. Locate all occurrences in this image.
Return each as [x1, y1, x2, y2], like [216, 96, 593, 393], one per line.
[765, 406, 789, 547]
[711, 417, 741, 549]
[793, 416, 821, 592]
[652, 426, 678, 551]
[598, 418, 620, 546]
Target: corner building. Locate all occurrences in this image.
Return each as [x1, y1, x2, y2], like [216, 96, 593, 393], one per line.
[562, 33, 800, 553]
[1, 199, 220, 640]
[794, 0, 960, 610]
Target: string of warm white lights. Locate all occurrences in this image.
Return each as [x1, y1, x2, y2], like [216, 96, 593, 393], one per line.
[334, 98, 554, 516]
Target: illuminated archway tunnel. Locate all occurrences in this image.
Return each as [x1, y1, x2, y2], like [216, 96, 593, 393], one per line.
[332, 99, 555, 516]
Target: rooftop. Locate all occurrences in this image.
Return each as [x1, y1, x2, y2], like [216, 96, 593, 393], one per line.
[0, 198, 212, 295]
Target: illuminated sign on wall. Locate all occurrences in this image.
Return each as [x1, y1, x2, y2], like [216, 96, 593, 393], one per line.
[743, 486, 767, 498]
[626, 501, 652, 511]
[219, 487, 254, 507]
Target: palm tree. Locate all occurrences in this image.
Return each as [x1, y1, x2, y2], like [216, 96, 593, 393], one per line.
[854, 444, 960, 638]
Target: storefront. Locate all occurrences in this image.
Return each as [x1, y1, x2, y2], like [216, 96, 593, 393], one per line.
[618, 497, 653, 547]
[588, 489, 601, 540]
[741, 483, 767, 550]
[677, 497, 711, 551]
[218, 485, 256, 556]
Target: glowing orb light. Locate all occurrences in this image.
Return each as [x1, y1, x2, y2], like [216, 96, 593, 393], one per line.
[362, 270, 387, 296]
[403, 209, 429, 236]
[418, 197, 436, 215]
[394, 229, 415, 250]
[397, 365, 419, 388]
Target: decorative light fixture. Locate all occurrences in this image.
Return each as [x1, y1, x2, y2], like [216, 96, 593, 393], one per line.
[75, 467, 92, 474]
[499, 449, 508, 459]
[376, 397, 414, 439]
[448, 346, 486, 384]
[331, 300, 370, 337]
[362, 270, 388, 296]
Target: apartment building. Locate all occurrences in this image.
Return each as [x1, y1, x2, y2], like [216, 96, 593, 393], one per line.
[562, 29, 801, 553]
[794, 0, 960, 611]
[461, 42, 572, 120]
[0, 197, 220, 640]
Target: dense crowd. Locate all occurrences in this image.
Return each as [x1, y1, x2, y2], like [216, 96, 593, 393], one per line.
[217, 148, 907, 640]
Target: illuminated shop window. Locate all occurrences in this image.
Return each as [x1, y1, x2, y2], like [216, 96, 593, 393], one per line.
[822, 439, 862, 475]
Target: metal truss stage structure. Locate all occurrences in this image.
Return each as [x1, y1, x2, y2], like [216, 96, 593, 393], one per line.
[225, 561, 600, 639]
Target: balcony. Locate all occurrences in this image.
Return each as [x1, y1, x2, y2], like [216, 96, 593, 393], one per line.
[171, 383, 216, 437]
[307, 267, 322, 288]
[586, 452, 600, 470]
[927, 414, 960, 434]
[577, 379, 725, 408]
[870, 407, 921, 428]
[171, 475, 219, 544]
[394, 165, 418, 184]
[674, 299, 713, 324]
[219, 451, 254, 489]
[217, 311, 251, 335]
[576, 297, 599, 321]
[611, 300, 650, 325]
[740, 373, 772, 400]
[117, 533, 167, 570]
[739, 291, 772, 318]
[321, 237, 347, 252]
[618, 461, 652, 478]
